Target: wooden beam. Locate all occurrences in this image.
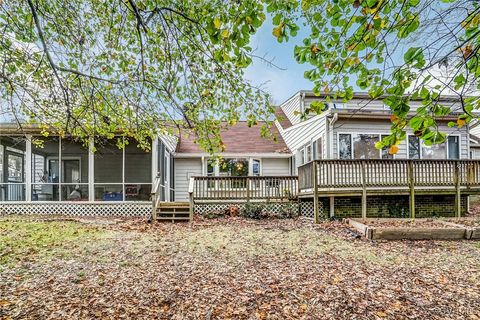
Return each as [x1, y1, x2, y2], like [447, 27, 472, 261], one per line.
[455, 161, 461, 218]
[313, 161, 320, 223]
[408, 161, 415, 220]
[361, 161, 367, 219]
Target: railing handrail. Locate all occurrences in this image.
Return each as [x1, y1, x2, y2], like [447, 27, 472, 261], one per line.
[192, 175, 298, 179]
[191, 175, 299, 202]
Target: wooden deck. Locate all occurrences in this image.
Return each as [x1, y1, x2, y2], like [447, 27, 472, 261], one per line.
[298, 159, 480, 221]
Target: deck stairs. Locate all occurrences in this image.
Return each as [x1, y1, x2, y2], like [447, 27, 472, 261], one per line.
[155, 202, 191, 222]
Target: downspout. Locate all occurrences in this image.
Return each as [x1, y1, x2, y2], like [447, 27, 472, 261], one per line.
[328, 113, 338, 159]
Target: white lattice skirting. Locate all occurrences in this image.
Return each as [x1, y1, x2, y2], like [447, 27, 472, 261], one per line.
[0, 202, 151, 217]
[194, 201, 316, 218]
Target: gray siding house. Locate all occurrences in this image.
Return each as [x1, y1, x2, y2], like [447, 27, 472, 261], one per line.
[0, 91, 476, 218]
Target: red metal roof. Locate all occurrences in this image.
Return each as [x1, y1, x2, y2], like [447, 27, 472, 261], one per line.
[176, 122, 290, 154]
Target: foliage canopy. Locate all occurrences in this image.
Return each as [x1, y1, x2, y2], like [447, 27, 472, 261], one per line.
[1, 0, 480, 151]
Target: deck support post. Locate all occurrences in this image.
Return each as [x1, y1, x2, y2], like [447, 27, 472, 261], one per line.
[329, 196, 335, 218]
[454, 161, 461, 218]
[361, 162, 367, 219]
[408, 161, 415, 220]
[313, 161, 320, 223]
[189, 192, 194, 222]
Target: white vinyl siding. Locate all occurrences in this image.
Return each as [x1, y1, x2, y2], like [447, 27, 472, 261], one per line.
[174, 158, 202, 202]
[261, 158, 290, 176]
[279, 93, 302, 125]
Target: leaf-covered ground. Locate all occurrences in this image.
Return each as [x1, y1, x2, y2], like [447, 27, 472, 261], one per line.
[1, 216, 479, 319]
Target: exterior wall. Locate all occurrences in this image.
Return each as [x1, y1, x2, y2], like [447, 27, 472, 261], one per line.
[279, 93, 302, 125]
[331, 118, 469, 159]
[261, 158, 290, 176]
[174, 158, 202, 202]
[318, 195, 468, 218]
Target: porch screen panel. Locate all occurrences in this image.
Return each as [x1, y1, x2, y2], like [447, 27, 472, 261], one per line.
[1, 137, 26, 201]
[94, 138, 123, 201]
[61, 139, 89, 201]
[31, 137, 59, 201]
[125, 139, 152, 201]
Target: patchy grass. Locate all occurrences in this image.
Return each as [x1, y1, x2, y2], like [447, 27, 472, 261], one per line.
[175, 225, 388, 264]
[0, 219, 106, 267]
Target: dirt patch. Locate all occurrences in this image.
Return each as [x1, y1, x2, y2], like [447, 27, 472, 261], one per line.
[365, 218, 461, 229]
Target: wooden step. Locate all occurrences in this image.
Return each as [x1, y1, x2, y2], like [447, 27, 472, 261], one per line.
[155, 202, 191, 222]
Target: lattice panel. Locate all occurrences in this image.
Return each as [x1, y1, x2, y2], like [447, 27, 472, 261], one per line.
[300, 201, 315, 218]
[0, 202, 150, 217]
[194, 202, 301, 215]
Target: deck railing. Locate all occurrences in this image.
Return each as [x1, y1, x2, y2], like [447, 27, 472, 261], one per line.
[191, 176, 298, 201]
[298, 159, 480, 192]
[298, 159, 480, 221]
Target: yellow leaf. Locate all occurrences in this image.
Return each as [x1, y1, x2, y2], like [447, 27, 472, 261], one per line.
[376, 311, 387, 318]
[221, 29, 229, 38]
[214, 17, 221, 29]
[272, 24, 284, 38]
[389, 145, 399, 155]
[457, 118, 466, 127]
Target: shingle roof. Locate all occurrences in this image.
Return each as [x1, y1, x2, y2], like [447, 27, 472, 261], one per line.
[176, 122, 290, 154]
[275, 107, 293, 130]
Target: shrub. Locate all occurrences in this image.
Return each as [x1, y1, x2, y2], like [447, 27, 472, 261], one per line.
[242, 203, 266, 219]
[277, 203, 299, 219]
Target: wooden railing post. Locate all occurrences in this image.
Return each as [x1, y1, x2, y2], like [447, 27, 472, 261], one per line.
[313, 161, 320, 223]
[246, 177, 250, 202]
[408, 161, 415, 220]
[454, 161, 461, 218]
[361, 161, 367, 220]
[188, 177, 195, 222]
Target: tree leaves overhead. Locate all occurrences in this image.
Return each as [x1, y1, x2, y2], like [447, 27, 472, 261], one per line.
[0, 0, 272, 152]
[269, 0, 480, 147]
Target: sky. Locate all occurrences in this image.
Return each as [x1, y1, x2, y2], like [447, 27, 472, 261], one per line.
[244, 18, 313, 105]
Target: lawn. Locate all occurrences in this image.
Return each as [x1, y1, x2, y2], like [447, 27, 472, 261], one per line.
[1, 216, 479, 319]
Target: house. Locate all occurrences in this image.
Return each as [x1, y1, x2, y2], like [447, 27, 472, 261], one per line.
[1, 91, 479, 219]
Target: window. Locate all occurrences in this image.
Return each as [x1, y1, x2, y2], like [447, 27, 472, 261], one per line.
[339, 134, 352, 159]
[314, 138, 323, 160]
[422, 143, 446, 160]
[219, 158, 248, 176]
[305, 144, 312, 162]
[408, 136, 421, 159]
[448, 136, 460, 160]
[408, 135, 459, 159]
[353, 134, 380, 159]
[252, 159, 261, 176]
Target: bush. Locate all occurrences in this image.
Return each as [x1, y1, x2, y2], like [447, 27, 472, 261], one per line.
[242, 203, 267, 219]
[277, 203, 299, 219]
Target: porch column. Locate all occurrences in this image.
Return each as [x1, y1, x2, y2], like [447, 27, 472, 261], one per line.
[25, 135, 32, 202]
[152, 137, 158, 182]
[88, 138, 94, 202]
